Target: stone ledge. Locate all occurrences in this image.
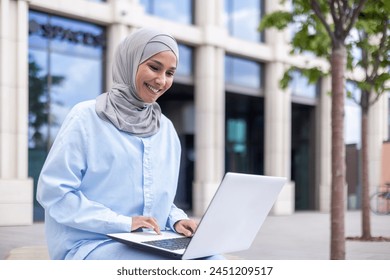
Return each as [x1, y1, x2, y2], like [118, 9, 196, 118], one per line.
[5, 246, 49, 260]
[4, 246, 241, 260]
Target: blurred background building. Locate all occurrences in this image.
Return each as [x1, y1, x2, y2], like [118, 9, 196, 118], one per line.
[0, 0, 388, 225]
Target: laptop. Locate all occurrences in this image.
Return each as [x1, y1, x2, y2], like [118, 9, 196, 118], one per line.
[107, 172, 286, 259]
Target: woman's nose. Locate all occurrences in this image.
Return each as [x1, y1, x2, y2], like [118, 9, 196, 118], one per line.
[155, 73, 166, 86]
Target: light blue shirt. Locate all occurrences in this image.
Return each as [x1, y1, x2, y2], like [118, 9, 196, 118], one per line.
[36, 100, 188, 259]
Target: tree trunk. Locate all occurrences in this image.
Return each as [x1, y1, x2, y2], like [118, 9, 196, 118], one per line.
[330, 45, 346, 260]
[361, 98, 371, 239]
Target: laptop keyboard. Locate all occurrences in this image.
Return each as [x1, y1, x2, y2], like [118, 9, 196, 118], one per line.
[142, 237, 191, 250]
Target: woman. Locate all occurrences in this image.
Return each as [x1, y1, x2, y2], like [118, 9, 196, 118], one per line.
[37, 28, 218, 260]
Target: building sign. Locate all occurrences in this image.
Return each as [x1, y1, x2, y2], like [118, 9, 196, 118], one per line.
[29, 19, 105, 48]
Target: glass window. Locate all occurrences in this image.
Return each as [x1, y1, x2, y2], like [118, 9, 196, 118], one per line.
[291, 103, 316, 210]
[177, 44, 193, 77]
[290, 70, 317, 99]
[344, 81, 362, 147]
[225, 93, 264, 175]
[224, 0, 264, 42]
[347, 29, 362, 69]
[29, 11, 105, 148]
[225, 55, 262, 89]
[140, 0, 193, 25]
[288, 2, 321, 58]
[28, 10, 105, 220]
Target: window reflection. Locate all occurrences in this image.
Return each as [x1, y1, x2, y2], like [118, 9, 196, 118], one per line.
[224, 0, 263, 42]
[140, 0, 193, 25]
[177, 44, 193, 77]
[290, 70, 317, 99]
[347, 29, 362, 70]
[29, 12, 105, 58]
[345, 81, 362, 147]
[28, 50, 50, 150]
[29, 10, 105, 149]
[226, 93, 264, 175]
[225, 55, 262, 88]
[28, 10, 105, 221]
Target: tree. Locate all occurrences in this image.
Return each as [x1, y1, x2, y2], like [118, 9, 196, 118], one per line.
[259, 0, 370, 259]
[350, 1, 390, 240]
[261, 0, 390, 244]
[29, 54, 65, 149]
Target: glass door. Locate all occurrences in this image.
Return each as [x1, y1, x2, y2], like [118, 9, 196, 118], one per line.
[28, 11, 105, 220]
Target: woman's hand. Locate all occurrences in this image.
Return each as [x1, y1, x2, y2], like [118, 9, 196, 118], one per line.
[174, 219, 198, 237]
[131, 216, 161, 235]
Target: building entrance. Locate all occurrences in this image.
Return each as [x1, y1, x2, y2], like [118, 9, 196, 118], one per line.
[225, 92, 264, 175]
[159, 83, 194, 211]
[291, 103, 316, 210]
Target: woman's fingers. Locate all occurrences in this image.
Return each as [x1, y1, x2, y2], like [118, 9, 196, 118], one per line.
[174, 219, 198, 237]
[131, 216, 161, 234]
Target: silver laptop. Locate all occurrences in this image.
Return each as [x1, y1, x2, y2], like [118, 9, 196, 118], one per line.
[107, 172, 286, 259]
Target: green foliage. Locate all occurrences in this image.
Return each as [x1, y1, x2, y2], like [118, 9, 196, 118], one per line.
[259, 0, 389, 103]
[279, 66, 325, 89]
[290, 20, 331, 57]
[280, 69, 293, 89]
[259, 11, 292, 31]
[374, 73, 390, 93]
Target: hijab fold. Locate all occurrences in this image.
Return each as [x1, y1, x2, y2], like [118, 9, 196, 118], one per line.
[95, 28, 179, 137]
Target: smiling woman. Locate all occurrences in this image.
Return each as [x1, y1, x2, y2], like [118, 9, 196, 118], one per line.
[35, 28, 221, 260]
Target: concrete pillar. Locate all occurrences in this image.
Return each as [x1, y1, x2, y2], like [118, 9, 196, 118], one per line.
[264, 61, 293, 215]
[193, 46, 225, 216]
[316, 76, 332, 212]
[105, 0, 143, 90]
[0, 0, 33, 225]
[192, 0, 225, 216]
[263, 0, 293, 215]
[368, 93, 388, 194]
[105, 23, 131, 90]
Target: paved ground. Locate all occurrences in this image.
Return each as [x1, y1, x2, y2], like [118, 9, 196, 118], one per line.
[232, 211, 390, 260]
[1, 211, 389, 260]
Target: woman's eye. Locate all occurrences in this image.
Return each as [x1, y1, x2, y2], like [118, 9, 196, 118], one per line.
[149, 65, 158, 71]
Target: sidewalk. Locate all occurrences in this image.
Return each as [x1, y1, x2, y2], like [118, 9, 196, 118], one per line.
[1, 211, 389, 260]
[232, 211, 390, 260]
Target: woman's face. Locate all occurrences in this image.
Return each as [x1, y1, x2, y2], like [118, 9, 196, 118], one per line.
[135, 50, 177, 103]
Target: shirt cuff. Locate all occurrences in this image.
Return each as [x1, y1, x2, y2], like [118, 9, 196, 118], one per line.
[111, 214, 133, 233]
[168, 210, 188, 232]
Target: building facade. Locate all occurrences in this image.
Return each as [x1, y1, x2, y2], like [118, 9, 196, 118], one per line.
[0, 0, 388, 225]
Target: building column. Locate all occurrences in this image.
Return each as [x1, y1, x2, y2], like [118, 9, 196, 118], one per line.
[105, 0, 144, 89]
[105, 23, 131, 90]
[263, 0, 293, 215]
[264, 61, 294, 215]
[316, 76, 332, 212]
[193, 46, 225, 217]
[193, 0, 225, 216]
[368, 93, 388, 194]
[0, 0, 33, 225]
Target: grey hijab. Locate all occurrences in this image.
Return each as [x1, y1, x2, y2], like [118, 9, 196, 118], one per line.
[95, 28, 179, 137]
